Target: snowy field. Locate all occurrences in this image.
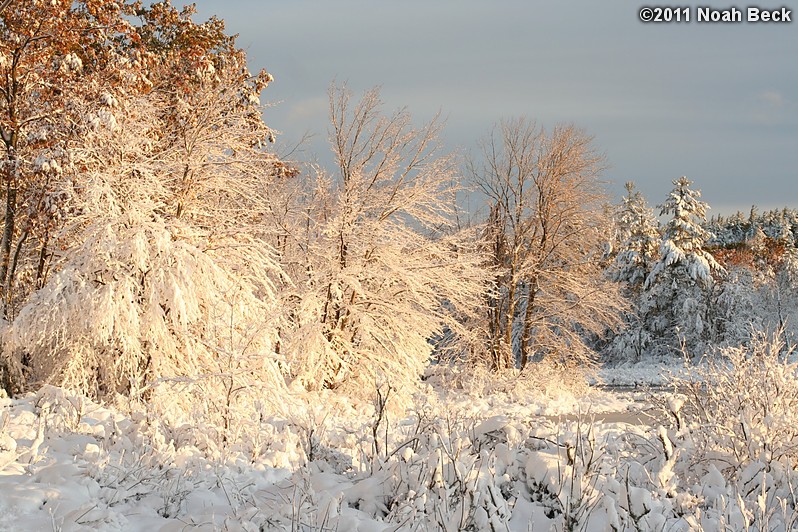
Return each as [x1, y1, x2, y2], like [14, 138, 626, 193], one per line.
[0, 384, 642, 531]
[3, 352, 798, 532]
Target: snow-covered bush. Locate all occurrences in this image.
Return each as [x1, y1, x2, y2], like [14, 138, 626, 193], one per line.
[433, 359, 595, 402]
[669, 330, 798, 468]
[8, 377, 798, 530]
[654, 330, 798, 529]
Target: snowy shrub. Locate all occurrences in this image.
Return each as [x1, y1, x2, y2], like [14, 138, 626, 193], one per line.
[670, 330, 798, 469]
[16, 379, 798, 530]
[603, 321, 655, 363]
[351, 410, 521, 530]
[524, 419, 613, 530]
[653, 330, 798, 528]
[432, 359, 594, 403]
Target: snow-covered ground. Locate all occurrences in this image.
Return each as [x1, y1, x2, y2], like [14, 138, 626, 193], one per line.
[2, 355, 797, 531]
[0, 381, 645, 531]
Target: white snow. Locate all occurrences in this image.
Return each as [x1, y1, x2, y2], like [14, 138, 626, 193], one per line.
[3, 356, 795, 531]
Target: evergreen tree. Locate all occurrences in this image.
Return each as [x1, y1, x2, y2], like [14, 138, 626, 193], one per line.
[610, 182, 661, 296]
[603, 182, 661, 361]
[642, 176, 722, 356]
[747, 205, 759, 241]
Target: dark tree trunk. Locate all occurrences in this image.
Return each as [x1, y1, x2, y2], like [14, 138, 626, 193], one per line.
[0, 148, 18, 315]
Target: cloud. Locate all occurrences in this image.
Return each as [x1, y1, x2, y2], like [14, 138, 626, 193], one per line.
[758, 90, 788, 108]
[751, 90, 793, 125]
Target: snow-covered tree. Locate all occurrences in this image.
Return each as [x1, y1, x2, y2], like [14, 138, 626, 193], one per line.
[471, 118, 625, 371]
[708, 265, 760, 348]
[756, 244, 798, 350]
[708, 207, 798, 249]
[705, 227, 798, 351]
[11, 101, 279, 396]
[6, 5, 288, 426]
[642, 176, 722, 356]
[0, 0, 153, 393]
[271, 86, 486, 399]
[0, 0, 146, 317]
[772, 209, 797, 245]
[610, 182, 660, 296]
[602, 183, 661, 361]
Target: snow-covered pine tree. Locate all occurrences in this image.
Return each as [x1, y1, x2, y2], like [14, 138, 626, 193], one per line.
[642, 176, 722, 357]
[610, 182, 661, 296]
[706, 207, 798, 250]
[603, 183, 661, 361]
[773, 209, 796, 245]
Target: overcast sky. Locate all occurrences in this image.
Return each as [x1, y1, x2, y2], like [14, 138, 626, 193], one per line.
[190, 1, 797, 217]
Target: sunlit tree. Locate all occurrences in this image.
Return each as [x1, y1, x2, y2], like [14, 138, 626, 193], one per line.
[471, 118, 625, 371]
[6, 2, 288, 421]
[642, 176, 722, 356]
[275, 85, 487, 398]
[0, 0, 145, 315]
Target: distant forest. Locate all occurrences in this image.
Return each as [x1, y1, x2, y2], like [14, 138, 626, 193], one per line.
[706, 207, 798, 248]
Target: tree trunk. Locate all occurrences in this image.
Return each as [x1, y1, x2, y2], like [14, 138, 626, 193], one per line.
[5, 228, 28, 314]
[35, 232, 50, 289]
[487, 286, 502, 370]
[0, 148, 18, 315]
[519, 279, 538, 369]
[503, 281, 516, 369]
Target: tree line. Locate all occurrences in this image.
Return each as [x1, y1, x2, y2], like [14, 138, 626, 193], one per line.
[607, 180, 798, 360]
[1, 2, 795, 422]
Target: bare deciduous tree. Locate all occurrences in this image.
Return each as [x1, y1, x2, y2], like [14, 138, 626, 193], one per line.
[470, 118, 625, 371]
[277, 85, 487, 398]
